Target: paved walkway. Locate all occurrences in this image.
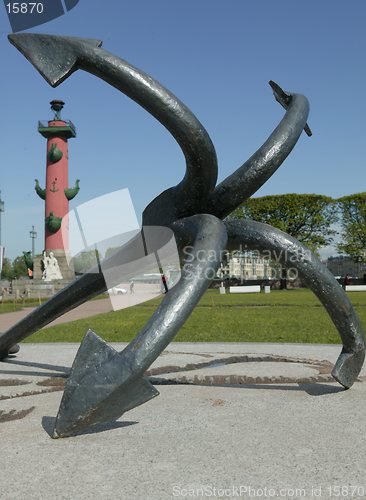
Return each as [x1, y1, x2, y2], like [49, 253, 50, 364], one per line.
[0, 298, 113, 331]
[1, 342, 365, 499]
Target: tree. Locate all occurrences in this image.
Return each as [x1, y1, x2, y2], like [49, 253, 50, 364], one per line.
[229, 194, 337, 252]
[228, 194, 338, 288]
[1, 257, 13, 280]
[12, 255, 29, 279]
[72, 250, 100, 274]
[104, 247, 120, 260]
[337, 192, 366, 262]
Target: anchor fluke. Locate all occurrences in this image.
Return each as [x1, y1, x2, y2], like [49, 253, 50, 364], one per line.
[53, 330, 159, 438]
[8, 34, 102, 87]
[269, 80, 312, 137]
[331, 348, 366, 389]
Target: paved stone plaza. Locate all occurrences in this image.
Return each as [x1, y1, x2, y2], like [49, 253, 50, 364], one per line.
[1, 341, 366, 500]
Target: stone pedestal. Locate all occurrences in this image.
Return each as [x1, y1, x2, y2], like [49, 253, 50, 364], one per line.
[11, 279, 74, 299]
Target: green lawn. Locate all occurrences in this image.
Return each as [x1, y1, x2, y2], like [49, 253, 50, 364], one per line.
[0, 292, 105, 314]
[0, 298, 47, 314]
[23, 288, 366, 344]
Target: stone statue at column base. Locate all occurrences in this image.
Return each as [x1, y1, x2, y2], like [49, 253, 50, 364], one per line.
[42, 251, 63, 281]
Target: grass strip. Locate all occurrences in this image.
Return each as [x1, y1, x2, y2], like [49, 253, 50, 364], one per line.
[23, 289, 366, 344]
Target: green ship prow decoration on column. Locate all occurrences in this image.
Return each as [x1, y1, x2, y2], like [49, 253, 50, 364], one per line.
[46, 211, 63, 233]
[48, 143, 63, 163]
[64, 179, 80, 200]
[35, 179, 46, 200]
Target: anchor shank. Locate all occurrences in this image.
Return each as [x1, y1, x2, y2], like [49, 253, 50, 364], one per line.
[120, 214, 228, 374]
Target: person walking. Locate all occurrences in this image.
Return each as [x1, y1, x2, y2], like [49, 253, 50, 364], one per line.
[161, 274, 169, 294]
[343, 274, 351, 289]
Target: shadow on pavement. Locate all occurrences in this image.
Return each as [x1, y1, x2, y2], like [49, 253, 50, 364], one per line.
[298, 383, 345, 396]
[0, 358, 70, 378]
[42, 416, 138, 438]
[152, 380, 346, 396]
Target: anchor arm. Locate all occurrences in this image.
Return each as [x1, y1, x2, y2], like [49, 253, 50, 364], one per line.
[0, 231, 150, 358]
[225, 219, 366, 388]
[0, 271, 106, 359]
[208, 82, 311, 219]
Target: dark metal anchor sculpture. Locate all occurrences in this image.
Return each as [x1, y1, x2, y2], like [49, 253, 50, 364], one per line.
[0, 33, 364, 438]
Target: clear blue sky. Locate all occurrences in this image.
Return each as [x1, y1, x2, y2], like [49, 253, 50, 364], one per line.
[0, 0, 365, 259]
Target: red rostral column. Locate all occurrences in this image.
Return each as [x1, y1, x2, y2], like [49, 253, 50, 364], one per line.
[36, 101, 79, 252]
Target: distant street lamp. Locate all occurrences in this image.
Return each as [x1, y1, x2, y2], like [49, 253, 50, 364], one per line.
[29, 225, 37, 261]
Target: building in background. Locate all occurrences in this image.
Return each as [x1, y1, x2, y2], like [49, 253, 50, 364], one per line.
[217, 251, 275, 281]
[326, 255, 366, 279]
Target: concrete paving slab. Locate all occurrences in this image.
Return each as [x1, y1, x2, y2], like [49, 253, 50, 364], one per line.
[1, 343, 366, 499]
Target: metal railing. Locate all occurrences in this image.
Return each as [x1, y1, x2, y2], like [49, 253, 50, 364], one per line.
[38, 120, 76, 135]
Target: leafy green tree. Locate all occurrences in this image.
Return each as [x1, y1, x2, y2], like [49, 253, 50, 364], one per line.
[337, 193, 366, 262]
[1, 257, 13, 280]
[104, 247, 120, 260]
[12, 255, 29, 279]
[72, 250, 100, 274]
[229, 194, 337, 252]
[229, 194, 338, 288]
